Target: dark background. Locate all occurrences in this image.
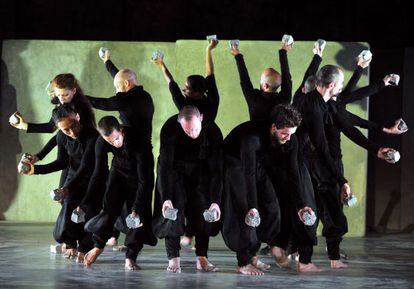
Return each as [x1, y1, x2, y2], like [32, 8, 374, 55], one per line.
[1, 0, 413, 233]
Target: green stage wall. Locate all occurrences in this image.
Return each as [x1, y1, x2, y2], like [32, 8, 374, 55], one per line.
[0, 39, 369, 236]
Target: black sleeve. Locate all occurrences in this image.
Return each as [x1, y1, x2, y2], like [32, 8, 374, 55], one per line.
[341, 66, 363, 95]
[293, 54, 322, 105]
[63, 135, 97, 190]
[105, 60, 119, 78]
[278, 49, 292, 104]
[338, 79, 385, 105]
[206, 126, 223, 205]
[345, 110, 383, 132]
[205, 74, 220, 121]
[240, 135, 260, 209]
[234, 54, 257, 105]
[305, 107, 348, 186]
[34, 133, 68, 174]
[286, 137, 306, 210]
[169, 81, 186, 110]
[87, 94, 125, 111]
[35, 134, 57, 160]
[333, 107, 381, 155]
[81, 137, 109, 208]
[158, 124, 177, 202]
[26, 117, 56, 133]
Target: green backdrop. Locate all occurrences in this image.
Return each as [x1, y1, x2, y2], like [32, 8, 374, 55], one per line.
[0, 39, 369, 236]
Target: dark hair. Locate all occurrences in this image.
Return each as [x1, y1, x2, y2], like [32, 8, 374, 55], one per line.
[316, 65, 342, 87]
[177, 105, 201, 122]
[187, 75, 206, 94]
[304, 75, 317, 93]
[269, 104, 302, 129]
[97, 116, 122, 136]
[52, 104, 78, 125]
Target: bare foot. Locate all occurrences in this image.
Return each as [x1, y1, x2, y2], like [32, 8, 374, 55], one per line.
[237, 264, 264, 276]
[64, 248, 77, 259]
[331, 260, 348, 269]
[196, 256, 218, 272]
[83, 247, 104, 266]
[167, 257, 181, 273]
[252, 256, 271, 270]
[297, 262, 323, 272]
[125, 258, 141, 271]
[271, 246, 289, 268]
[180, 236, 193, 247]
[106, 237, 118, 247]
[76, 252, 85, 263]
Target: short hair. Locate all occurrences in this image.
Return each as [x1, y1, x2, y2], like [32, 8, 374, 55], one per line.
[118, 68, 137, 82]
[269, 104, 302, 129]
[97, 116, 121, 136]
[52, 104, 77, 125]
[304, 75, 316, 93]
[177, 105, 201, 122]
[187, 75, 206, 94]
[260, 68, 281, 91]
[316, 65, 343, 87]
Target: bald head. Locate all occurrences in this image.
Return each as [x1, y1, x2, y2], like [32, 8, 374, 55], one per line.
[114, 68, 138, 93]
[260, 68, 281, 92]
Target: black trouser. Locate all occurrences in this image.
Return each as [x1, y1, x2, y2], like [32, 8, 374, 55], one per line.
[165, 233, 210, 259]
[112, 227, 121, 239]
[90, 168, 151, 262]
[53, 181, 93, 254]
[310, 158, 348, 260]
[236, 242, 261, 267]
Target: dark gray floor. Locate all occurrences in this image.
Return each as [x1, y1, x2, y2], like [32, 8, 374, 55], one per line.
[0, 223, 413, 289]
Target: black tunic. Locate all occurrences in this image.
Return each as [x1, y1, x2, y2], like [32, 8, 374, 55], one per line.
[87, 60, 154, 145]
[83, 127, 156, 246]
[169, 74, 219, 121]
[222, 121, 282, 252]
[234, 50, 292, 121]
[152, 115, 223, 238]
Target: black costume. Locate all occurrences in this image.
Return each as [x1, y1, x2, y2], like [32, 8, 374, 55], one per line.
[152, 115, 223, 259]
[33, 128, 98, 254]
[84, 127, 157, 262]
[234, 50, 292, 120]
[222, 121, 282, 267]
[169, 74, 219, 121]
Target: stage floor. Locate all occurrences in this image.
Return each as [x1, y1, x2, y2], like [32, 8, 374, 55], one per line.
[0, 223, 413, 289]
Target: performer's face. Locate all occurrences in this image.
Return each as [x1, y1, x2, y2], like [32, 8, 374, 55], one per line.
[54, 87, 76, 104]
[57, 115, 81, 139]
[330, 70, 344, 97]
[270, 124, 297, 144]
[179, 115, 203, 139]
[102, 129, 124, 148]
[182, 81, 202, 99]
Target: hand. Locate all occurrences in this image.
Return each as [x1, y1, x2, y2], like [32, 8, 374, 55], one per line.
[312, 42, 324, 57]
[245, 208, 259, 226]
[358, 56, 372, 68]
[57, 187, 69, 203]
[207, 39, 219, 51]
[340, 183, 351, 205]
[152, 57, 164, 67]
[9, 112, 28, 130]
[162, 200, 174, 218]
[76, 206, 81, 213]
[383, 74, 393, 86]
[230, 45, 240, 56]
[384, 119, 408, 135]
[282, 42, 293, 52]
[297, 206, 314, 223]
[25, 153, 39, 164]
[20, 161, 34, 175]
[208, 203, 221, 221]
[377, 147, 397, 164]
[101, 50, 111, 63]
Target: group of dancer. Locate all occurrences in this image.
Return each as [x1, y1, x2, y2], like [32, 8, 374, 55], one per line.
[9, 35, 407, 275]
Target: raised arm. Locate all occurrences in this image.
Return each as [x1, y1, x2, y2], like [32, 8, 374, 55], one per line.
[278, 44, 293, 104]
[206, 38, 218, 77]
